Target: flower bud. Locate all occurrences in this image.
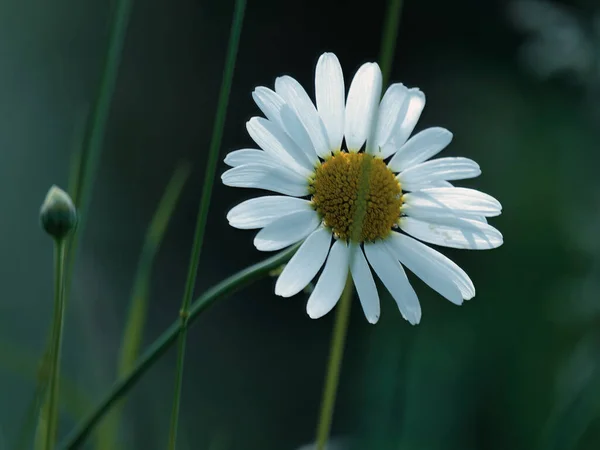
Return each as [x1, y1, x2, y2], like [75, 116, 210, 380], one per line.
[40, 185, 77, 240]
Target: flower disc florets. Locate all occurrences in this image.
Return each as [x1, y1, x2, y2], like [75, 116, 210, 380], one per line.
[310, 152, 402, 242]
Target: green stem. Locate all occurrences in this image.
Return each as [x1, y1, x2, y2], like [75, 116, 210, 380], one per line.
[59, 244, 298, 450]
[379, 0, 404, 88]
[44, 239, 67, 450]
[70, 0, 134, 235]
[166, 1, 246, 448]
[315, 278, 354, 450]
[28, 0, 134, 441]
[314, 134, 375, 450]
[65, 0, 134, 302]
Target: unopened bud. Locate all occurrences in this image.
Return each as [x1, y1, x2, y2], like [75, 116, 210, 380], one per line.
[40, 185, 77, 240]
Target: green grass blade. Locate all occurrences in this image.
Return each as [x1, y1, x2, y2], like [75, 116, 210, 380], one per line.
[379, 0, 404, 88]
[95, 163, 190, 450]
[0, 339, 92, 450]
[59, 243, 299, 450]
[167, 0, 247, 448]
[30, 0, 134, 442]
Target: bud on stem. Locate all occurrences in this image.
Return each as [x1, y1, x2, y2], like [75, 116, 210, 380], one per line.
[40, 186, 77, 240]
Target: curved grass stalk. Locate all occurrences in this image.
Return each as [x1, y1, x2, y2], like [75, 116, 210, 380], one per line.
[59, 243, 299, 450]
[96, 163, 190, 450]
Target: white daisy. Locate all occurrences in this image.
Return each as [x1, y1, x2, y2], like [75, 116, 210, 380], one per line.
[222, 52, 503, 325]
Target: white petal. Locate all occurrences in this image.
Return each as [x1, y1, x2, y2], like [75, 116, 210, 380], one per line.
[227, 196, 313, 229]
[252, 87, 285, 128]
[306, 240, 349, 319]
[379, 89, 426, 158]
[344, 62, 383, 152]
[275, 227, 332, 297]
[423, 180, 453, 188]
[246, 117, 313, 174]
[394, 89, 426, 145]
[388, 232, 475, 300]
[349, 244, 380, 324]
[385, 233, 464, 305]
[279, 105, 319, 164]
[399, 216, 503, 250]
[221, 164, 309, 197]
[398, 157, 481, 190]
[388, 127, 453, 172]
[315, 52, 345, 152]
[364, 241, 421, 325]
[252, 88, 319, 164]
[402, 187, 502, 219]
[254, 210, 320, 251]
[224, 149, 273, 167]
[275, 76, 330, 158]
[375, 83, 409, 148]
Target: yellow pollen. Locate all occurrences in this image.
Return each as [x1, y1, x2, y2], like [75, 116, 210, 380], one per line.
[310, 152, 402, 243]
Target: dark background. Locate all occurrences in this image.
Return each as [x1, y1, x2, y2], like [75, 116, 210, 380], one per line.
[1, 0, 600, 448]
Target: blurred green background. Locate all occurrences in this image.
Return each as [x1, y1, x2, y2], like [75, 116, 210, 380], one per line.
[1, 0, 600, 448]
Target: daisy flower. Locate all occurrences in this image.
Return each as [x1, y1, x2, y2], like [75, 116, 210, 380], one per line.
[222, 52, 503, 324]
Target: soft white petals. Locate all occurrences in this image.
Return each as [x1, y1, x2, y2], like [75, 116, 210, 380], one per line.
[379, 89, 426, 158]
[224, 149, 273, 167]
[254, 210, 320, 251]
[315, 53, 345, 151]
[389, 232, 475, 300]
[375, 83, 409, 148]
[275, 76, 330, 158]
[400, 216, 503, 250]
[349, 244, 380, 324]
[402, 187, 502, 219]
[306, 240, 350, 319]
[344, 62, 383, 152]
[252, 87, 285, 128]
[251, 88, 319, 164]
[364, 241, 421, 325]
[279, 105, 319, 164]
[385, 233, 464, 305]
[424, 180, 453, 188]
[394, 88, 426, 146]
[388, 127, 453, 172]
[398, 157, 481, 191]
[275, 227, 332, 297]
[246, 117, 313, 174]
[227, 196, 313, 229]
[221, 164, 309, 197]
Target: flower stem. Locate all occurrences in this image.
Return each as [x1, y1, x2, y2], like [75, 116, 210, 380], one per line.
[166, 0, 246, 448]
[26, 0, 134, 442]
[44, 239, 67, 450]
[59, 244, 298, 450]
[315, 278, 353, 450]
[379, 0, 404, 88]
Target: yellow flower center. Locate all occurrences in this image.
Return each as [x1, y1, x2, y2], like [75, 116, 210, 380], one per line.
[310, 152, 402, 243]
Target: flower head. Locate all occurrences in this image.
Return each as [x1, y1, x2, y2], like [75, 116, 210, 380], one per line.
[40, 185, 77, 240]
[222, 52, 503, 324]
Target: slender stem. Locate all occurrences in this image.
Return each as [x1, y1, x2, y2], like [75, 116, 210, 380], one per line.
[379, 0, 404, 88]
[69, 0, 134, 240]
[315, 278, 353, 450]
[167, 331, 187, 450]
[314, 142, 375, 450]
[65, 0, 134, 302]
[59, 244, 298, 450]
[28, 0, 134, 440]
[166, 1, 246, 448]
[44, 240, 67, 450]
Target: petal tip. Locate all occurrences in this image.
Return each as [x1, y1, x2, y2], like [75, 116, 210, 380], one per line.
[367, 314, 380, 325]
[274, 281, 296, 298]
[307, 306, 325, 319]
